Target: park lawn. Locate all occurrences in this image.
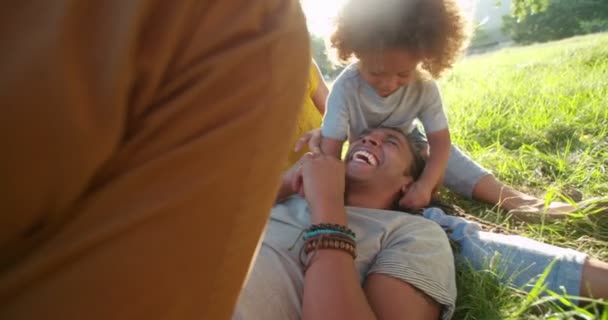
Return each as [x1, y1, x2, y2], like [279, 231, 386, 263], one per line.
[439, 33, 608, 319]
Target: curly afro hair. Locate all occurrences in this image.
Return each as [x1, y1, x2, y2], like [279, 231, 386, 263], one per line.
[330, 0, 471, 78]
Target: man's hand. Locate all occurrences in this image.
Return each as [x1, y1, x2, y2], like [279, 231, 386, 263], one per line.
[294, 128, 322, 153]
[285, 156, 306, 194]
[276, 156, 306, 202]
[300, 152, 346, 223]
[399, 181, 433, 210]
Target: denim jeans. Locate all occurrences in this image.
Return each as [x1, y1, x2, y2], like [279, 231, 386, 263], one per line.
[423, 208, 586, 297]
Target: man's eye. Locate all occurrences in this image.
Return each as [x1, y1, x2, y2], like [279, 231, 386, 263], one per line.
[387, 140, 398, 146]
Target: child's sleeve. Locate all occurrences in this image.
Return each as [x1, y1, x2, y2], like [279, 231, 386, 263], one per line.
[320, 78, 349, 141]
[417, 81, 448, 134]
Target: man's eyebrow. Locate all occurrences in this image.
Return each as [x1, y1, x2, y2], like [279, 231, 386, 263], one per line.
[385, 132, 406, 146]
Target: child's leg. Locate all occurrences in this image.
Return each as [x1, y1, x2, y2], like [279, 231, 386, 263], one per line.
[408, 127, 581, 220]
[442, 144, 490, 198]
[469, 175, 578, 221]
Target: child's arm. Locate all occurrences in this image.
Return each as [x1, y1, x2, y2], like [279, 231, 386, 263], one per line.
[401, 128, 450, 209]
[420, 128, 451, 190]
[318, 70, 350, 158]
[401, 80, 450, 209]
[320, 136, 344, 159]
[294, 129, 344, 158]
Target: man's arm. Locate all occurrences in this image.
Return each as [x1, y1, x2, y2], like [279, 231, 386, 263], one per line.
[275, 172, 297, 203]
[300, 154, 448, 320]
[275, 178, 294, 203]
[364, 274, 441, 320]
[299, 154, 376, 320]
[275, 157, 304, 203]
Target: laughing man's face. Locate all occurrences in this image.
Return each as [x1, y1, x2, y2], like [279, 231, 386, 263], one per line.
[344, 128, 415, 187]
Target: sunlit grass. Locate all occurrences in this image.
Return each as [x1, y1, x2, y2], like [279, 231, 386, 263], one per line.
[439, 33, 608, 319]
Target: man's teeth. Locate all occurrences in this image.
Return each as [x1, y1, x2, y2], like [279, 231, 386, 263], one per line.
[353, 150, 378, 166]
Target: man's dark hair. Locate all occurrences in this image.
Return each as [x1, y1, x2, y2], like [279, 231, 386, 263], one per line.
[378, 127, 426, 180]
[407, 140, 426, 181]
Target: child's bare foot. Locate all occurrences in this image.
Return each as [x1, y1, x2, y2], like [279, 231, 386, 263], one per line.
[507, 201, 576, 222]
[507, 197, 608, 223]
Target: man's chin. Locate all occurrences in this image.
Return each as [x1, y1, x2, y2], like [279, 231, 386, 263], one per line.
[346, 162, 376, 180]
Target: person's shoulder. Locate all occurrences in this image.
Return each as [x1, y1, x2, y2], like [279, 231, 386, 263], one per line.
[332, 63, 360, 89]
[404, 72, 442, 110]
[348, 207, 446, 237]
[377, 209, 449, 243]
[394, 211, 445, 235]
[407, 70, 438, 91]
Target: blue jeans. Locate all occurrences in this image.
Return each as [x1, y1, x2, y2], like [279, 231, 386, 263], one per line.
[423, 208, 586, 297]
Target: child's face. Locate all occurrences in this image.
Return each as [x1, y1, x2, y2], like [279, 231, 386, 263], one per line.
[358, 48, 421, 97]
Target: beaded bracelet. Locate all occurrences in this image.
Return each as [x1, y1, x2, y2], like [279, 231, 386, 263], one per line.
[307, 223, 356, 238]
[293, 223, 358, 268]
[289, 223, 357, 251]
[303, 229, 356, 241]
[304, 232, 356, 248]
[299, 232, 357, 269]
[303, 235, 357, 259]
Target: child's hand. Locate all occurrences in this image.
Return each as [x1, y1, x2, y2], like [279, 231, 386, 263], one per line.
[399, 181, 433, 210]
[294, 128, 322, 153]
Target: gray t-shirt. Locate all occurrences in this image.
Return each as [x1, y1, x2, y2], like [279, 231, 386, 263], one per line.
[233, 196, 457, 320]
[321, 63, 448, 142]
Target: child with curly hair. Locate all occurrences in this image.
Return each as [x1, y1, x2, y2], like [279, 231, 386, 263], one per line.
[314, 0, 586, 217]
[320, 0, 470, 209]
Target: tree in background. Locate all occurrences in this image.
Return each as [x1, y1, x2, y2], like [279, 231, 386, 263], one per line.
[311, 34, 344, 80]
[504, 0, 608, 44]
[511, 0, 550, 19]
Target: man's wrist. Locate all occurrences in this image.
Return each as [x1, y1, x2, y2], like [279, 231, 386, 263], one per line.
[310, 200, 347, 225]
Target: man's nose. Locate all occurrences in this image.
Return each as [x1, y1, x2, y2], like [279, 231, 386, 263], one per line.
[362, 136, 379, 146]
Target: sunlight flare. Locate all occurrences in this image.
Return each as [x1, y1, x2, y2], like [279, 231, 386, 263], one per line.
[300, 0, 347, 36]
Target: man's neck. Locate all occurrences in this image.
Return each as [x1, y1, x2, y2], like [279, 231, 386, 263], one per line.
[344, 183, 399, 210]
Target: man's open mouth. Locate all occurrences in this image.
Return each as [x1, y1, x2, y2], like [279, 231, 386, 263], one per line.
[352, 150, 378, 166]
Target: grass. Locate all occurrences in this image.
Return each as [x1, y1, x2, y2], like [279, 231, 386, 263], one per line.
[438, 33, 608, 319]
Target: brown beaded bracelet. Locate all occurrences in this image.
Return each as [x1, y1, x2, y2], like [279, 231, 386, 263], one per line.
[303, 234, 357, 259]
[304, 232, 355, 247]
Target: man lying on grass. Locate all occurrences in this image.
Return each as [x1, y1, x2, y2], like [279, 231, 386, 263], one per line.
[235, 127, 456, 320]
[233, 128, 608, 320]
